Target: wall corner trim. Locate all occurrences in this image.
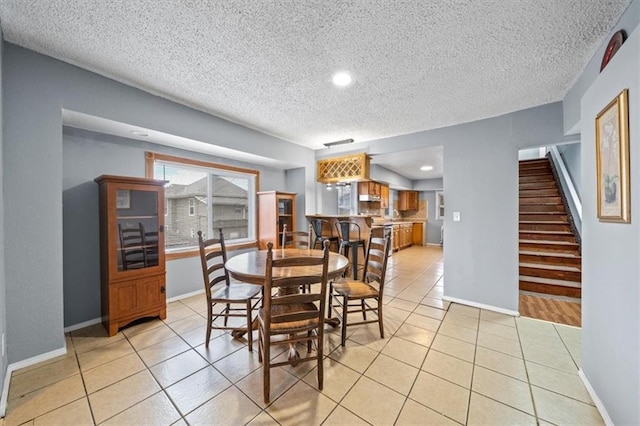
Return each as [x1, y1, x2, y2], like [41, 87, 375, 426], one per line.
[578, 369, 614, 426]
[442, 296, 520, 317]
[0, 345, 67, 417]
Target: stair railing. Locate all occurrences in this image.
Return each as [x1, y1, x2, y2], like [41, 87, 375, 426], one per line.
[548, 146, 582, 238]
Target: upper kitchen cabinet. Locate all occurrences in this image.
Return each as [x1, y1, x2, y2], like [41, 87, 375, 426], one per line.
[398, 190, 419, 211]
[380, 184, 389, 208]
[358, 181, 381, 201]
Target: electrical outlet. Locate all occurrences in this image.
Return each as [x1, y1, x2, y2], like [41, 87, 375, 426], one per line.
[453, 211, 461, 222]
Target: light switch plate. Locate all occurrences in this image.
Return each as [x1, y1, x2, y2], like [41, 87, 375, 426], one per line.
[453, 211, 461, 222]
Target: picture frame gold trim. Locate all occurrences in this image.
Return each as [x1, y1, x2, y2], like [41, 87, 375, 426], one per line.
[595, 89, 630, 223]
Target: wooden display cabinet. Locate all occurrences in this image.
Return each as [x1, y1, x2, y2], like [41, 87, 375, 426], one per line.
[257, 191, 296, 249]
[94, 175, 167, 336]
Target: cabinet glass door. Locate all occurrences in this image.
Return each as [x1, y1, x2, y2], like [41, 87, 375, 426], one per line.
[115, 189, 160, 271]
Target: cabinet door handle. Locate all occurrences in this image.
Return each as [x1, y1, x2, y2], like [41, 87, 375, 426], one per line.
[160, 286, 165, 294]
[159, 226, 165, 233]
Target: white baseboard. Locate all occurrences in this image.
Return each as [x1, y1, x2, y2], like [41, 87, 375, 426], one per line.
[167, 289, 204, 303]
[0, 344, 67, 417]
[442, 295, 520, 317]
[63, 317, 102, 333]
[578, 369, 614, 426]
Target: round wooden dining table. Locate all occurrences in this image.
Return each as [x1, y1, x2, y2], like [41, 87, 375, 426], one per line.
[225, 247, 348, 363]
[225, 247, 349, 285]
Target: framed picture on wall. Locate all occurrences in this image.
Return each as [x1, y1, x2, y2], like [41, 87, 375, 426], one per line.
[595, 89, 630, 223]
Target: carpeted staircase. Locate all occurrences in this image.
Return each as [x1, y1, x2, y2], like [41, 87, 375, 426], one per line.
[519, 158, 581, 298]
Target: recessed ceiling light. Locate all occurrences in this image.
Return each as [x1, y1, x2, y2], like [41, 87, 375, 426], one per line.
[420, 165, 434, 171]
[332, 72, 351, 87]
[130, 130, 148, 137]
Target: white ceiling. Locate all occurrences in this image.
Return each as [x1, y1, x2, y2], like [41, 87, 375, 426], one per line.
[0, 0, 631, 178]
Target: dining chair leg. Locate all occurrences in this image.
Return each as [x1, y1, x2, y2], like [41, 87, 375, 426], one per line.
[258, 325, 263, 363]
[341, 295, 348, 346]
[328, 282, 334, 316]
[263, 334, 271, 404]
[317, 329, 324, 390]
[377, 297, 384, 339]
[307, 330, 312, 353]
[224, 303, 231, 326]
[350, 244, 358, 280]
[205, 305, 212, 348]
[246, 299, 253, 352]
[361, 300, 367, 320]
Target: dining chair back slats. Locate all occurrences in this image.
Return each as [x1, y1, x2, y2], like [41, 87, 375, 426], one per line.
[198, 229, 262, 350]
[258, 240, 330, 403]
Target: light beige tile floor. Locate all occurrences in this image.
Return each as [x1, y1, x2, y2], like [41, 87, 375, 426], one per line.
[3, 246, 603, 425]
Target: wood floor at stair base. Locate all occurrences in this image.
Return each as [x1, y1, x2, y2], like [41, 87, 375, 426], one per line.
[519, 281, 581, 298]
[519, 294, 581, 327]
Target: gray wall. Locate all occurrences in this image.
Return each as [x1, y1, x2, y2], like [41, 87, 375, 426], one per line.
[0, 35, 7, 403]
[3, 42, 315, 362]
[317, 102, 577, 313]
[63, 127, 289, 327]
[579, 26, 639, 425]
[556, 142, 581, 196]
[563, 1, 639, 134]
[284, 167, 308, 230]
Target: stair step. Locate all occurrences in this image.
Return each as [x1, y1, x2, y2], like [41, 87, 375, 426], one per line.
[519, 263, 582, 282]
[519, 231, 575, 242]
[520, 196, 562, 205]
[520, 181, 557, 190]
[519, 169, 552, 177]
[519, 240, 579, 254]
[519, 159, 550, 168]
[520, 189, 560, 197]
[519, 275, 581, 288]
[519, 175, 555, 183]
[519, 251, 581, 267]
[519, 221, 571, 232]
[520, 213, 568, 222]
[519, 278, 582, 298]
[520, 204, 565, 213]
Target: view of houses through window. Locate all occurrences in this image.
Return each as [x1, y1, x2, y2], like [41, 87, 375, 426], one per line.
[152, 157, 256, 250]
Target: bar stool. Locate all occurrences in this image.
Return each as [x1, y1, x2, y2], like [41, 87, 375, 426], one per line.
[311, 219, 339, 251]
[335, 221, 366, 280]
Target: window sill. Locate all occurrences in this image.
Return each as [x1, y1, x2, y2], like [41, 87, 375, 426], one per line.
[166, 240, 259, 261]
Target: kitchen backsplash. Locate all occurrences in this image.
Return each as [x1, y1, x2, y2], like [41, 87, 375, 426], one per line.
[394, 200, 428, 220]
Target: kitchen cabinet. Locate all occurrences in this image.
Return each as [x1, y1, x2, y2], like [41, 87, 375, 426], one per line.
[412, 222, 424, 245]
[380, 184, 389, 208]
[94, 175, 167, 336]
[398, 190, 419, 211]
[257, 191, 296, 249]
[358, 181, 381, 197]
[391, 222, 413, 251]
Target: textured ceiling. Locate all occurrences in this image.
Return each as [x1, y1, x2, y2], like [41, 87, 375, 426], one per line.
[0, 0, 631, 152]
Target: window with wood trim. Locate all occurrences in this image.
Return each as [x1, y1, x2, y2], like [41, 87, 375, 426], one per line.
[146, 152, 259, 251]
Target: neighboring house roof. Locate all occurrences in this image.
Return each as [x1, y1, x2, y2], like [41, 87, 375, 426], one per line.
[165, 176, 248, 202]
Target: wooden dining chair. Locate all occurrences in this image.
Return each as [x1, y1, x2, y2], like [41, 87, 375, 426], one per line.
[140, 223, 159, 267]
[258, 241, 330, 403]
[282, 223, 314, 292]
[328, 234, 391, 346]
[198, 229, 262, 351]
[118, 223, 146, 270]
[281, 223, 312, 249]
